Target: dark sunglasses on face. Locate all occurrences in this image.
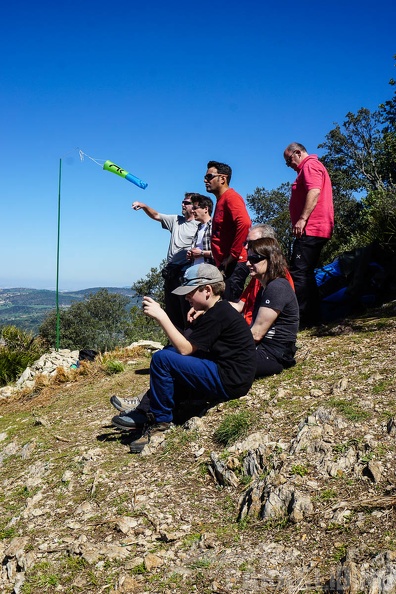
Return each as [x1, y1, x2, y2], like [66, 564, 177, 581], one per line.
[204, 173, 223, 182]
[247, 253, 267, 264]
[182, 201, 192, 205]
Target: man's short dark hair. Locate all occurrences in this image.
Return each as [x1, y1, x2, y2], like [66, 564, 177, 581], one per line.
[192, 194, 213, 216]
[207, 161, 232, 184]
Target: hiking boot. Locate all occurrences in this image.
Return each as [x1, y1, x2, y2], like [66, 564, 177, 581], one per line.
[111, 410, 149, 430]
[110, 392, 145, 414]
[129, 422, 171, 454]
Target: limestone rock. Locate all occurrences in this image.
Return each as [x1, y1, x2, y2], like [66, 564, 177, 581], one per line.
[115, 575, 140, 593]
[363, 460, 384, 483]
[16, 349, 80, 389]
[327, 550, 396, 593]
[116, 516, 139, 534]
[126, 340, 164, 352]
[144, 552, 164, 570]
[208, 452, 239, 487]
[229, 430, 270, 453]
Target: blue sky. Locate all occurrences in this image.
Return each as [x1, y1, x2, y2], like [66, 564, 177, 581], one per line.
[1, 0, 395, 290]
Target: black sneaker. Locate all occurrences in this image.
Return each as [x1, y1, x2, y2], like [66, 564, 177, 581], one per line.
[110, 393, 145, 414]
[111, 410, 149, 430]
[129, 422, 171, 454]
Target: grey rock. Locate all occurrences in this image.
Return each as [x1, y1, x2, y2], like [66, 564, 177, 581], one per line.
[229, 431, 270, 453]
[328, 550, 396, 593]
[20, 441, 36, 460]
[363, 460, 384, 483]
[126, 340, 164, 352]
[16, 349, 80, 389]
[116, 516, 139, 534]
[183, 417, 204, 431]
[209, 452, 239, 487]
[4, 537, 30, 559]
[387, 417, 396, 436]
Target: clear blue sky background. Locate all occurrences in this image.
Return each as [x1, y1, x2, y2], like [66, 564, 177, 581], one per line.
[1, 0, 395, 290]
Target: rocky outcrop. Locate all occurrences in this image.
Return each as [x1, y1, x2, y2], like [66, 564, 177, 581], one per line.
[326, 550, 396, 593]
[16, 349, 79, 390]
[206, 407, 385, 525]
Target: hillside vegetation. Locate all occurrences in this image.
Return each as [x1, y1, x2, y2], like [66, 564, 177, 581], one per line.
[0, 304, 396, 593]
[0, 288, 137, 334]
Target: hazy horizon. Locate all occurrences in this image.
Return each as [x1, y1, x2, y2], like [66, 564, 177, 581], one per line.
[0, 283, 133, 292]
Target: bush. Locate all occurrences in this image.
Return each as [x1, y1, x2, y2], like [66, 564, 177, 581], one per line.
[0, 326, 47, 386]
[214, 410, 253, 446]
[356, 187, 396, 251]
[39, 289, 130, 352]
[103, 359, 125, 375]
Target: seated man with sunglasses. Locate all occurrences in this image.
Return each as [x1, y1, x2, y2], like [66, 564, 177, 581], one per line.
[112, 263, 256, 454]
[204, 161, 251, 302]
[245, 238, 299, 377]
[132, 194, 198, 330]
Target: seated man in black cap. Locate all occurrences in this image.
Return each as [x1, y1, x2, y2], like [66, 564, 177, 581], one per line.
[112, 263, 256, 453]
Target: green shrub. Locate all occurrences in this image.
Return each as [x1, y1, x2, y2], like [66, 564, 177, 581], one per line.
[103, 359, 125, 375]
[214, 410, 253, 446]
[0, 326, 47, 386]
[39, 289, 130, 352]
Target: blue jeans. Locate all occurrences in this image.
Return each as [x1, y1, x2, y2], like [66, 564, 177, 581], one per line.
[149, 347, 230, 423]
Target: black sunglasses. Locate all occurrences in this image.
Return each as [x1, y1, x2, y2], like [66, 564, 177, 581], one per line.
[182, 201, 192, 205]
[247, 253, 267, 264]
[204, 173, 223, 182]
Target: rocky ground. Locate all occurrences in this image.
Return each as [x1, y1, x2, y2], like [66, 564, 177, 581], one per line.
[1, 306, 396, 594]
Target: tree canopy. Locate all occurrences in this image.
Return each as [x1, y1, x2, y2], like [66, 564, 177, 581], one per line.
[39, 289, 130, 352]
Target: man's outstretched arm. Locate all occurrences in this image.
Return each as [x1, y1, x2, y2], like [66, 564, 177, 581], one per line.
[132, 201, 161, 221]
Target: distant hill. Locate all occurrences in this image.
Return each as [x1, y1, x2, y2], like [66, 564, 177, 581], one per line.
[0, 287, 139, 334]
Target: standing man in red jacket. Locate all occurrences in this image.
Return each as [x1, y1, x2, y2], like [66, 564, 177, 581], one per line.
[204, 160, 251, 301]
[284, 142, 334, 328]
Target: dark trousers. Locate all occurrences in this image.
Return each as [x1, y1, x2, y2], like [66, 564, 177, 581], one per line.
[290, 236, 328, 327]
[255, 348, 284, 377]
[223, 261, 250, 302]
[164, 276, 190, 331]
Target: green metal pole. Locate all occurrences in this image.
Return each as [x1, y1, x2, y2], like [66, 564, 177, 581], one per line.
[55, 158, 62, 350]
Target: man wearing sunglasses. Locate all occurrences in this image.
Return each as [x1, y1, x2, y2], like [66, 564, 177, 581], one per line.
[283, 143, 334, 328]
[132, 194, 199, 330]
[204, 161, 251, 302]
